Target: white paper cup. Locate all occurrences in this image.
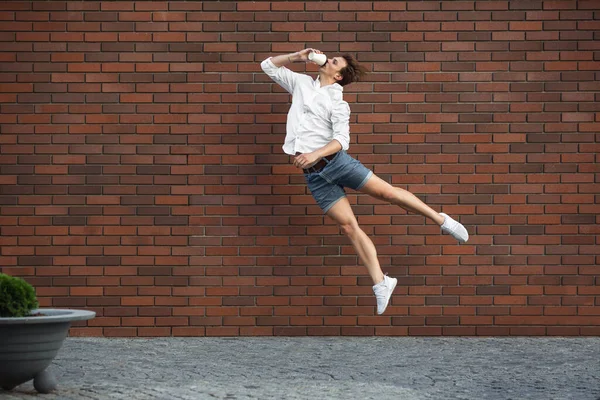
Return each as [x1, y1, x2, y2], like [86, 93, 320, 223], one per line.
[308, 52, 327, 66]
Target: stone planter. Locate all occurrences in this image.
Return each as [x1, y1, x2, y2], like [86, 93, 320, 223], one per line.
[0, 308, 95, 393]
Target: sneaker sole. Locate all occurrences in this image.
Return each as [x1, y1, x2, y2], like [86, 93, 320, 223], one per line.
[378, 278, 398, 315]
[453, 231, 468, 243]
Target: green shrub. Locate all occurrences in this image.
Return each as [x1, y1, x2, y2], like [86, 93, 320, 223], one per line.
[0, 273, 39, 317]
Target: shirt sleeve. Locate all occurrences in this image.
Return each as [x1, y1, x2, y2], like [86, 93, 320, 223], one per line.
[331, 101, 350, 151]
[260, 57, 300, 95]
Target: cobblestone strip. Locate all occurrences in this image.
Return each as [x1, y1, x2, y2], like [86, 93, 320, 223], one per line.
[2, 338, 599, 400]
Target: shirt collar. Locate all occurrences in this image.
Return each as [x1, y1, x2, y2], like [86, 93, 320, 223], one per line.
[314, 76, 344, 92]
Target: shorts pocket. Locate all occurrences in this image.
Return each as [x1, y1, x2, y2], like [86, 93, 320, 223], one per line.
[304, 172, 319, 183]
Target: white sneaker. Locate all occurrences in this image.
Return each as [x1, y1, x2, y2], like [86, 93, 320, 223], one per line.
[372, 275, 397, 315]
[439, 213, 469, 243]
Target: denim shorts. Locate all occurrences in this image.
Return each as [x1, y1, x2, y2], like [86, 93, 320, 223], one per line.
[303, 151, 373, 214]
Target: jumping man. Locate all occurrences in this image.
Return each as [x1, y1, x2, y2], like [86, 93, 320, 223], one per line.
[261, 48, 469, 315]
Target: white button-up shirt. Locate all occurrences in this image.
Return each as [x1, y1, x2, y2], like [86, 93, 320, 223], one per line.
[261, 57, 351, 156]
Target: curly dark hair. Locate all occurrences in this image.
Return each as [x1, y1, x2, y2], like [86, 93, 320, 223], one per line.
[338, 54, 368, 86]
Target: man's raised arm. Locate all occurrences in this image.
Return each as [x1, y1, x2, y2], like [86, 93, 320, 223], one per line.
[260, 48, 319, 94]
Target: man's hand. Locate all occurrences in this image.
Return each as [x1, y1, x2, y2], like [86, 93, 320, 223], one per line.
[295, 48, 323, 63]
[293, 152, 320, 169]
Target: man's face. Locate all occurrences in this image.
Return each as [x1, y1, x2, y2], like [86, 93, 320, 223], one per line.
[321, 56, 347, 83]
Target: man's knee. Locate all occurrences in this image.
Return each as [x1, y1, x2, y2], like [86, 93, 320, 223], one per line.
[379, 189, 396, 203]
[339, 221, 359, 237]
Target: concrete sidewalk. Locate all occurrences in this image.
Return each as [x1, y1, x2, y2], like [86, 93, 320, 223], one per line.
[2, 337, 599, 400]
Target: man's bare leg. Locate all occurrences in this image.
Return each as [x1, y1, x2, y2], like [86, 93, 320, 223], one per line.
[360, 174, 445, 224]
[326, 196, 398, 314]
[358, 174, 469, 243]
[326, 197, 384, 285]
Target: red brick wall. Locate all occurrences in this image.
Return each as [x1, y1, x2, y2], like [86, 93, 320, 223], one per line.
[1, 1, 599, 336]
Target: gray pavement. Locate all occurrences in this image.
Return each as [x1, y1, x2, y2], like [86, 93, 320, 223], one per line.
[2, 337, 599, 400]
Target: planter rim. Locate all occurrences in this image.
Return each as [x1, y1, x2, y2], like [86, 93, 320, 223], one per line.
[0, 308, 95, 324]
